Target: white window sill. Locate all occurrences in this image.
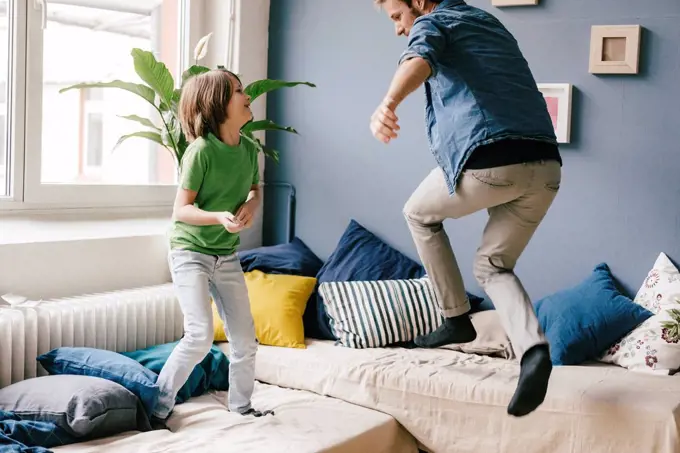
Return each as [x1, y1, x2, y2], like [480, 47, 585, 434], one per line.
[0, 208, 173, 245]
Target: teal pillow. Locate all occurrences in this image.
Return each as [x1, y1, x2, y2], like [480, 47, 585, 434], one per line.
[534, 263, 654, 366]
[121, 341, 229, 404]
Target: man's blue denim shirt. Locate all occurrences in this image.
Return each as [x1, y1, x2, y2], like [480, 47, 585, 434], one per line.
[399, 0, 557, 195]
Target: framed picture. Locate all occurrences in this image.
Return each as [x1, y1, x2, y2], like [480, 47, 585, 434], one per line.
[537, 83, 572, 144]
[589, 25, 642, 74]
[492, 0, 539, 6]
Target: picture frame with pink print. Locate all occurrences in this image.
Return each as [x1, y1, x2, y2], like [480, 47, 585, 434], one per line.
[537, 83, 572, 144]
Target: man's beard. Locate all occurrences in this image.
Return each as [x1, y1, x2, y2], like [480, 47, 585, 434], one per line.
[410, 7, 423, 17]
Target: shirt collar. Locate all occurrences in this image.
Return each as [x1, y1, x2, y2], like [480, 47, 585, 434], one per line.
[435, 0, 466, 9]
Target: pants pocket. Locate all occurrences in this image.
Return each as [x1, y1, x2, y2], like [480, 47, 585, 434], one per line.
[467, 169, 516, 188]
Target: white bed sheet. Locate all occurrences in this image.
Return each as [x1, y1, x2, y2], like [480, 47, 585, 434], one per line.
[247, 339, 680, 453]
[53, 381, 417, 453]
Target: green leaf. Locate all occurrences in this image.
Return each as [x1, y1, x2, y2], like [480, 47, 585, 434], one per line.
[59, 81, 155, 105]
[181, 65, 211, 86]
[669, 309, 680, 323]
[263, 145, 280, 163]
[242, 120, 298, 135]
[242, 131, 280, 164]
[118, 114, 160, 131]
[114, 131, 164, 151]
[131, 48, 175, 107]
[176, 133, 189, 164]
[244, 79, 315, 102]
[161, 111, 182, 152]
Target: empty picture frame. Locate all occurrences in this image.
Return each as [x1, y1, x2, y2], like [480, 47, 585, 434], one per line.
[492, 0, 539, 5]
[537, 83, 572, 144]
[589, 25, 642, 74]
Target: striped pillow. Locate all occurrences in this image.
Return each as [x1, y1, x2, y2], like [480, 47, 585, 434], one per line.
[318, 277, 444, 348]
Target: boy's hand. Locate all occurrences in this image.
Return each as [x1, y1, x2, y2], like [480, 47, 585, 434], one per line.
[217, 212, 244, 233]
[234, 199, 257, 229]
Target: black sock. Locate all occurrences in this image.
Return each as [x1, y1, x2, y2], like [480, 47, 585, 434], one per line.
[414, 314, 477, 348]
[507, 344, 552, 417]
[149, 415, 169, 430]
[240, 408, 275, 417]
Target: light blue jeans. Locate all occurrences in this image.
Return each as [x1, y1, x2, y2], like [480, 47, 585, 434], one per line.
[153, 249, 258, 418]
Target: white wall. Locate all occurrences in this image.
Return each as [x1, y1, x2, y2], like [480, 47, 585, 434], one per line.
[0, 234, 172, 300]
[0, 0, 270, 301]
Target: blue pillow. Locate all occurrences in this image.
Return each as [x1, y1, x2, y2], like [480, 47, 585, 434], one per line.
[121, 341, 229, 404]
[37, 347, 159, 415]
[238, 237, 324, 277]
[534, 263, 654, 366]
[312, 219, 483, 340]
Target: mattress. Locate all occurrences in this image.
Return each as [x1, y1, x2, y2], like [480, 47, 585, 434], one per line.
[247, 340, 680, 453]
[53, 381, 417, 453]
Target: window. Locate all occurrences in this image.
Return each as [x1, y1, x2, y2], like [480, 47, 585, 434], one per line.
[0, 4, 10, 198]
[1, 0, 200, 209]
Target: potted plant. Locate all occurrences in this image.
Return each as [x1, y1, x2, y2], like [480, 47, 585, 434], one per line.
[59, 32, 314, 170]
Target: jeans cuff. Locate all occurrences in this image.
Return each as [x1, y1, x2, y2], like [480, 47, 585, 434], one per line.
[440, 300, 471, 318]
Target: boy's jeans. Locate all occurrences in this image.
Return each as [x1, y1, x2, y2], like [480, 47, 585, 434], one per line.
[153, 250, 257, 419]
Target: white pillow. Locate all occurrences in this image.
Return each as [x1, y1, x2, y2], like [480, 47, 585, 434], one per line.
[599, 253, 680, 374]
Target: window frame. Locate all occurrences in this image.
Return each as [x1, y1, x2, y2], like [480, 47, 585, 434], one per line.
[82, 108, 104, 175]
[0, 0, 27, 207]
[0, 0, 205, 211]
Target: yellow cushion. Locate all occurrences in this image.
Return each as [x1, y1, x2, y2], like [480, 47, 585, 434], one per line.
[212, 270, 316, 349]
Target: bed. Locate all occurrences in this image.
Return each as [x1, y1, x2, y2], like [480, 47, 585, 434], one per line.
[236, 340, 680, 453]
[52, 381, 418, 453]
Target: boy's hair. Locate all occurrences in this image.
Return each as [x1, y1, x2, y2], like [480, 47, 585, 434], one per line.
[179, 68, 241, 142]
[374, 0, 443, 6]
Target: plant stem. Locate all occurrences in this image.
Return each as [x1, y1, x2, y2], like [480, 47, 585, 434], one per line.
[156, 106, 180, 162]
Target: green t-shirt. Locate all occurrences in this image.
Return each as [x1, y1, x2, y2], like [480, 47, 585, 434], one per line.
[169, 132, 260, 256]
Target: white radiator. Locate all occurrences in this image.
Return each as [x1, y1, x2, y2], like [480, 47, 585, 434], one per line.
[0, 284, 184, 389]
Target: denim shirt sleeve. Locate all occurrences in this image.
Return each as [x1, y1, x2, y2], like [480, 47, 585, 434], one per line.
[398, 16, 448, 77]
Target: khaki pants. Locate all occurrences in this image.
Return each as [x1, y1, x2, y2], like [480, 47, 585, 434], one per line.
[403, 160, 561, 359]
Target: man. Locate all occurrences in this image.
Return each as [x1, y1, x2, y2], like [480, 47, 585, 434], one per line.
[370, 0, 562, 417]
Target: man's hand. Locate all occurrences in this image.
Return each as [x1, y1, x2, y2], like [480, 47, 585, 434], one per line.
[370, 98, 400, 144]
[369, 57, 432, 144]
[217, 212, 244, 233]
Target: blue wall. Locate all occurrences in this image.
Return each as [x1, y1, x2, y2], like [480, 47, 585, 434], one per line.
[264, 0, 680, 300]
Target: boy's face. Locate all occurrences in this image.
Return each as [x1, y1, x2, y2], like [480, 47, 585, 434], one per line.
[226, 74, 253, 128]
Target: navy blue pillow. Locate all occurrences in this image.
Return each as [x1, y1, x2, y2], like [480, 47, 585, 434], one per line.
[534, 263, 654, 366]
[312, 219, 483, 340]
[238, 237, 324, 277]
[37, 347, 159, 416]
[471, 298, 495, 313]
[121, 341, 229, 405]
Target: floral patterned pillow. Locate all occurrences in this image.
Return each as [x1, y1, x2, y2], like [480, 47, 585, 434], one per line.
[600, 253, 680, 374]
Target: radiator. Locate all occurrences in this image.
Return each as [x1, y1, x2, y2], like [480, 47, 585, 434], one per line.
[0, 284, 184, 389]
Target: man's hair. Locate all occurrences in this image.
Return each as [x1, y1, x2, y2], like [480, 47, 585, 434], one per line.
[374, 0, 443, 7]
[179, 68, 240, 142]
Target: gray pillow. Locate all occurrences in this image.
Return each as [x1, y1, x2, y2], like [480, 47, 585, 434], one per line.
[0, 374, 152, 439]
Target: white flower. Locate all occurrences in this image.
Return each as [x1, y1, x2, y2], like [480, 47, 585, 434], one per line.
[193, 32, 213, 62]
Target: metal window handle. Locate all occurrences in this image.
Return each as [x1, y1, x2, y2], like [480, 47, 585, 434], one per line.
[35, 0, 47, 29]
